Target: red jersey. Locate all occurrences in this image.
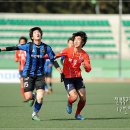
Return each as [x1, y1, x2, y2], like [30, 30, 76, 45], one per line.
[56, 47, 91, 78]
[15, 50, 26, 71]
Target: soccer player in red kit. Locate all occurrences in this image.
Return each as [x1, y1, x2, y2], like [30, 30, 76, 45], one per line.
[56, 31, 91, 120]
[15, 36, 27, 101]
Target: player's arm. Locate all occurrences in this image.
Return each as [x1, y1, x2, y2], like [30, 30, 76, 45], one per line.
[51, 60, 63, 74]
[0, 46, 18, 51]
[82, 54, 91, 72]
[60, 56, 65, 65]
[0, 44, 28, 52]
[43, 48, 67, 60]
[55, 49, 67, 59]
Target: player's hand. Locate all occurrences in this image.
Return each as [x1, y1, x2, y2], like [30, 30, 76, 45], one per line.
[82, 62, 87, 68]
[0, 48, 6, 51]
[60, 73, 65, 82]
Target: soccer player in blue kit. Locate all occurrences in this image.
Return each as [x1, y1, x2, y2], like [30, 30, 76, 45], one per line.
[44, 59, 53, 94]
[0, 27, 62, 121]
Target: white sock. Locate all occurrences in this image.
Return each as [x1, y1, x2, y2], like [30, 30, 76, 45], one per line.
[32, 111, 37, 117]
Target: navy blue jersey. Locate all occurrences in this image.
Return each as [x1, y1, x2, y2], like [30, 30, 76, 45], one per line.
[17, 42, 55, 77]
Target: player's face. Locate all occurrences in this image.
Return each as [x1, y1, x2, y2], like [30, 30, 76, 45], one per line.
[19, 39, 26, 45]
[32, 30, 42, 41]
[68, 40, 74, 48]
[74, 36, 83, 48]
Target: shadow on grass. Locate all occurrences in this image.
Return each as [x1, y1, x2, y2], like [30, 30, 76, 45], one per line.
[41, 117, 130, 121]
[40, 118, 77, 121]
[86, 117, 130, 120]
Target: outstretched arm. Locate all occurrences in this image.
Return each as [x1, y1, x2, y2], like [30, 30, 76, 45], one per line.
[44, 47, 68, 60]
[55, 51, 67, 59]
[0, 44, 28, 52]
[0, 46, 19, 51]
[43, 52, 66, 60]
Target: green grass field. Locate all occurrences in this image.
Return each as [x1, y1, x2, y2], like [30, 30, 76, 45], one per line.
[0, 82, 130, 130]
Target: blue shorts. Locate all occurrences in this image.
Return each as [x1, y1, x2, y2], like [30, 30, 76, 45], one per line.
[63, 77, 85, 93]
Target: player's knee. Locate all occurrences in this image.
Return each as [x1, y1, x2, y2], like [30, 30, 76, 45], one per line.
[25, 95, 33, 101]
[36, 92, 44, 103]
[70, 93, 78, 102]
[74, 94, 78, 101]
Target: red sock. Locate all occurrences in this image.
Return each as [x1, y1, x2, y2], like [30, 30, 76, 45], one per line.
[21, 87, 25, 99]
[68, 96, 76, 105]
[75, 100, 86, 115]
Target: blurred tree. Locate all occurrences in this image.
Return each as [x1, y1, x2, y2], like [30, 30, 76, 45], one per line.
[91, 0, 100, 14]
[0, 0, 129, 14]
[123, 1, 130, 14]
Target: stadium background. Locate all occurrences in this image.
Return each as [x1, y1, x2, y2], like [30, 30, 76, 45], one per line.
[0, 1, 130, 129]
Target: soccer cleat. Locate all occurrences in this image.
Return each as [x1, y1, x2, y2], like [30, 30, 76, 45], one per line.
[66, 102, 72, 114]
[75, 114, 85, 120]
[32, 114, 41, 121]
[28, 99, 35, 107]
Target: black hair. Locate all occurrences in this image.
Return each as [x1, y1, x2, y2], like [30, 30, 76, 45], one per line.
[67, 37, 73, 43]
[19, 36, 28, 43]
[29, 27, 43, 41]
[72, 31, 87, 47]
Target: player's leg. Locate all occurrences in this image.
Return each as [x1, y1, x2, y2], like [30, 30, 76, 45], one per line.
[44, 76, 49, 94]
[75, 88, 86, 120]
[64, 78, 78, 114]
[46, 74, 53, 93]
[74, 78, 86, 120]
[32, 76, 45, 121]
[23, 76, 35, 106]
[24, 91, 33, 101]
[67, 89, 78, 114]
[19, 71, 26, 101]
[32, 89, 44, 121]
[20, 77, 26, 101]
